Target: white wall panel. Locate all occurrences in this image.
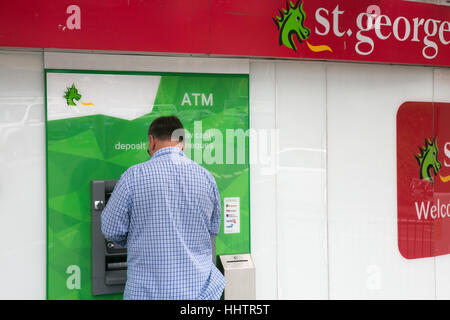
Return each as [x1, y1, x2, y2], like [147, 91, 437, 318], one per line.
[0, 51, 46, 299]
[249, 61, 278, 299]
[327, 63, 436, 299]
[1, 48, 449, 300]
[44, 52, 249, 74]
[433, 67, 450, 299]
[275, 61, 328, 299]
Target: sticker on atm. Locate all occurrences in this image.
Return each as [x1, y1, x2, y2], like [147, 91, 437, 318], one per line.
[224, 197, 240, 234]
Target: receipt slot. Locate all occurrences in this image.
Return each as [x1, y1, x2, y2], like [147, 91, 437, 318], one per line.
[219, 254, 256, 300]
[91, 179, 218, 296]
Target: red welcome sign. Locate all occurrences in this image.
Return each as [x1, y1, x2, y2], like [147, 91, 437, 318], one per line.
[0, 0, 449, 66]
[397, 102, 450, 259]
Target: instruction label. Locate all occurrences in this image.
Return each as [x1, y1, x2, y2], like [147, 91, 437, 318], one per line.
[224, 197, 240, 234]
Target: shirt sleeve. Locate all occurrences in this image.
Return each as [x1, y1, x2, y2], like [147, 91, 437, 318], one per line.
[101, 170, 133, 247]
[209, 179, 222, 237]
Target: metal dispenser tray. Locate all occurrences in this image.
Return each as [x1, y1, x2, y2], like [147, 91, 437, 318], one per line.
[219, 254, 256, 300]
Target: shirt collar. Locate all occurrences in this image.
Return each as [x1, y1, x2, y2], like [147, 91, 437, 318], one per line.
[151, 147, 184, 160]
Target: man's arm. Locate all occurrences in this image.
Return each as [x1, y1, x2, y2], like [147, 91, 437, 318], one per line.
[101, 170, 133, 247]
[209, 180, 221, 237]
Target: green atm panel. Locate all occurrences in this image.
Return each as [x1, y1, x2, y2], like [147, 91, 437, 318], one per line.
[45, 70, 250, 300]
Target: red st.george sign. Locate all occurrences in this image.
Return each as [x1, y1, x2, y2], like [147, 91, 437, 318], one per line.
[0, 0, 449, 66]
[397, 102, 450, 259]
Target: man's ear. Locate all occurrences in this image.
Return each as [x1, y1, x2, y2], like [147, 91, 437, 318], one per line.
[151, 135, 157, 151]
[148, 135, 154, 151]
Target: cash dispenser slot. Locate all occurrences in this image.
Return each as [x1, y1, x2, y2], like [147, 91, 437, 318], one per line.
[91, 179, 218, 296]
[104, 239, 127, 285]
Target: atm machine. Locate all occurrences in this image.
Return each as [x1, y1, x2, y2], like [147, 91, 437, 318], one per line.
[91, 180, 127, 295]
[91, 179, 216, 296]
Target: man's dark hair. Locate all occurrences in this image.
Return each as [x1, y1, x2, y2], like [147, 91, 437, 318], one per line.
[148, 115, 184, 142]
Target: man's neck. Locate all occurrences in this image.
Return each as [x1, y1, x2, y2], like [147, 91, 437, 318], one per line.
[152, 143, 182, 155]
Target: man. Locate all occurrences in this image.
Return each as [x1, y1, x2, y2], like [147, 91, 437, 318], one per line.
[101, 115, 225, 300]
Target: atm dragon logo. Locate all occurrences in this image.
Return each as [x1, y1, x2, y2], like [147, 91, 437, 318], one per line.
[415, 137, 450, 184]
[415, 137, 442, 183]
[272, 0, 332, 53]
[63, 83, 94, 107]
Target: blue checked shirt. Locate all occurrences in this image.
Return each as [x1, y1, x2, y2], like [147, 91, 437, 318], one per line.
[101, 147, 225, 300]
